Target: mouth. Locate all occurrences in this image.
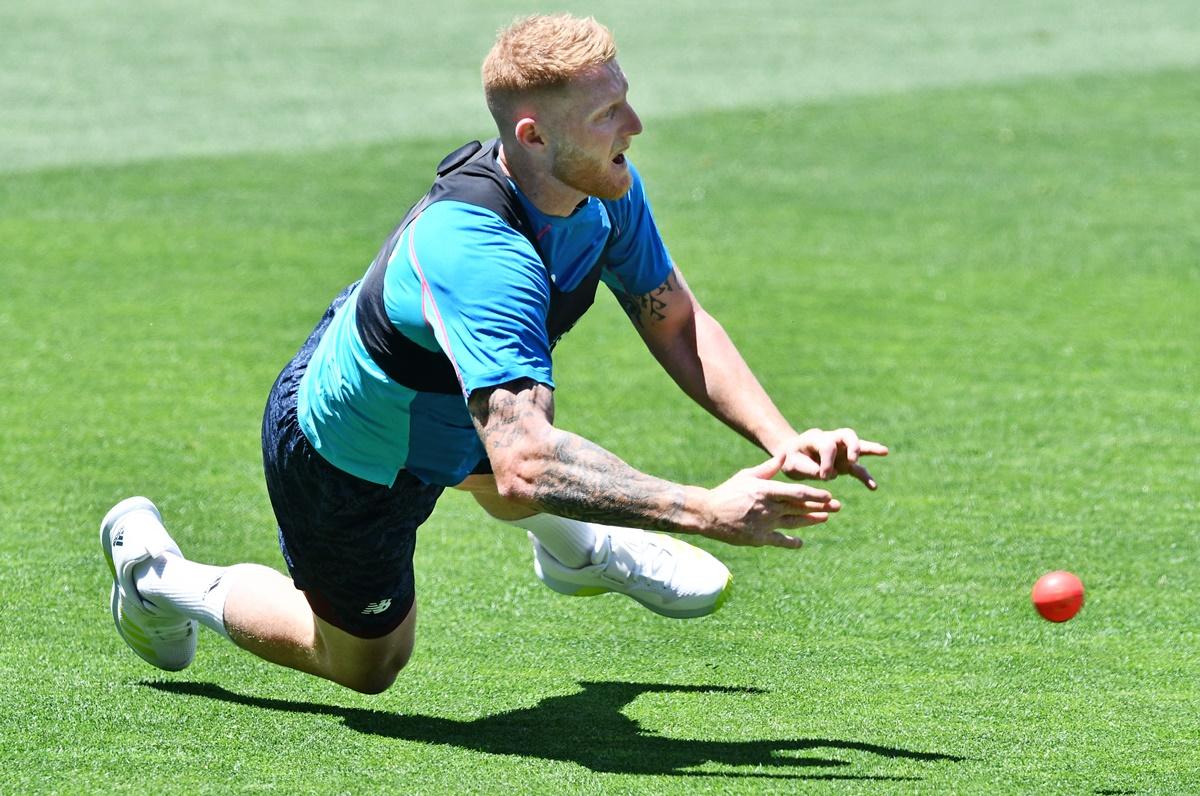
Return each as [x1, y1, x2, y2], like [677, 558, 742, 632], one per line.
[612, 152, 626, 165]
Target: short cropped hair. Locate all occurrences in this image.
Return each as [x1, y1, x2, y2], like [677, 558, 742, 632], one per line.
[483, 14, 616, 125]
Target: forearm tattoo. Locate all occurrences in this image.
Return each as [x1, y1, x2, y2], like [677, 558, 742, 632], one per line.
[531, 434, 688, 531]
[616, 270, 680, 329]
[469, 380, 688, 531]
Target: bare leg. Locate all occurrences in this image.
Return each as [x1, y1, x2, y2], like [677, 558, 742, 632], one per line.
[451, 474, 732, 619]
[455, 473, 536, 520]
[222, 565, 416, 695]
[456, 474, 599, 565]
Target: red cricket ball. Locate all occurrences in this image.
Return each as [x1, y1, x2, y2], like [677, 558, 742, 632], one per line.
[1031, 570, 1084, 622]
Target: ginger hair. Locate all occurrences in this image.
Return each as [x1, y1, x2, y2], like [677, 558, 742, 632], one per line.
[482, 14, 617, 128]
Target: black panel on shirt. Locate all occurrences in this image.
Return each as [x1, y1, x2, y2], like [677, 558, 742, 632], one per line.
[354, 138, 609, 396]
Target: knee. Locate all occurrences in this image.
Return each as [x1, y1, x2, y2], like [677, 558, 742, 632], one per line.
[472, 490, 537, 522]
[339, 646, 413, 695]
[343, 669, 398, 695]
[457, 474, 536, 521]
[313, 603, 417, 694]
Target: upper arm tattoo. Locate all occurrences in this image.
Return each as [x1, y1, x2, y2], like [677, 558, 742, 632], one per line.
[614, 269, 684, 329]
[467, 378, 553, 455]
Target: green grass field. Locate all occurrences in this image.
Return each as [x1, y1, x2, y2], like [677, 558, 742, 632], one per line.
[2, 2, 1198, 793]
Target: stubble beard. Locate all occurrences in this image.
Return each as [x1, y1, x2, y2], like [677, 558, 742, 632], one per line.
[550, 139, 631, 201]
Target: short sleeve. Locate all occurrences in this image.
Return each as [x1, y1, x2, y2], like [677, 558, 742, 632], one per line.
[405, 201, 555, 398]
[599, 162, 674, 296]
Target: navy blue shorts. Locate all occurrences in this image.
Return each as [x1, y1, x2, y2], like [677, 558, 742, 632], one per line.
[261, 284, 445, 639]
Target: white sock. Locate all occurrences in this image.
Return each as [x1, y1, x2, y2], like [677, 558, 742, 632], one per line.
[508, 514, 605, 568]
[132, 555, 253, 640]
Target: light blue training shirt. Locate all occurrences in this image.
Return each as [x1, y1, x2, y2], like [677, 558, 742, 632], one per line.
[296, 160, 673, 487]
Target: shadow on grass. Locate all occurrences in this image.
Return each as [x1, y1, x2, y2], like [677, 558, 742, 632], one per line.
[145, 679, 963, 781]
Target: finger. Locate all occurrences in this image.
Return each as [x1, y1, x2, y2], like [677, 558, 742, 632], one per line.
[776, 512, 832, 529]
[858, 439, 889, 457]
[817, 436, 839, 480]
[773, 496, 841, 514]
[781, 451, 820, 480]
[761, 530, 805, 549]
[850, 463, 878, 490]
[742, 451, 785, 481]
[835, 428, 861, 465]
[764, 483, 835, 505]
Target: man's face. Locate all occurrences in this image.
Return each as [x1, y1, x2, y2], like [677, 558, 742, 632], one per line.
[547, 60, 643, 201]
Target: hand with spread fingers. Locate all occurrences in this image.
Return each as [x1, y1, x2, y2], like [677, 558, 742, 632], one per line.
[775, 428, 889, 490]
[701, 453, 842, 549]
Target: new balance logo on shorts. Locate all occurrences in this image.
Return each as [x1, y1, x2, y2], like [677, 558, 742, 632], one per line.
[361, 599, 392, 615]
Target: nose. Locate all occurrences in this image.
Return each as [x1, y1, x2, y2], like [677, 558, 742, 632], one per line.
[625, 104, 643, 137]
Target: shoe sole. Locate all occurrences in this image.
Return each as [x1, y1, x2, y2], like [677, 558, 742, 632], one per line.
[538, 569, 733, 620]
[100, 497, 193, 671]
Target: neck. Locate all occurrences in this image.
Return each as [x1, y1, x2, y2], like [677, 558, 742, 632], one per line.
[498, 144, 585, 217]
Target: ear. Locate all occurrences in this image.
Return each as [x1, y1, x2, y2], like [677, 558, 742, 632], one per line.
[513, 117, 548, 153]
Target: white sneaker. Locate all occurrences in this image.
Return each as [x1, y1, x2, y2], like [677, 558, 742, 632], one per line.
[529, 527, 732, 619]
[100, 497, 197, 671]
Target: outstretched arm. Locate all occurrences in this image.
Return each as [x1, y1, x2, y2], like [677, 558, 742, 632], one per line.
[613, 267, 888, 487]
[467, 378, 842, 548]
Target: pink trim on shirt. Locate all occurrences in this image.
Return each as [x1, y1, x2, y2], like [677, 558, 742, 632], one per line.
[407, 217, 469, 396]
